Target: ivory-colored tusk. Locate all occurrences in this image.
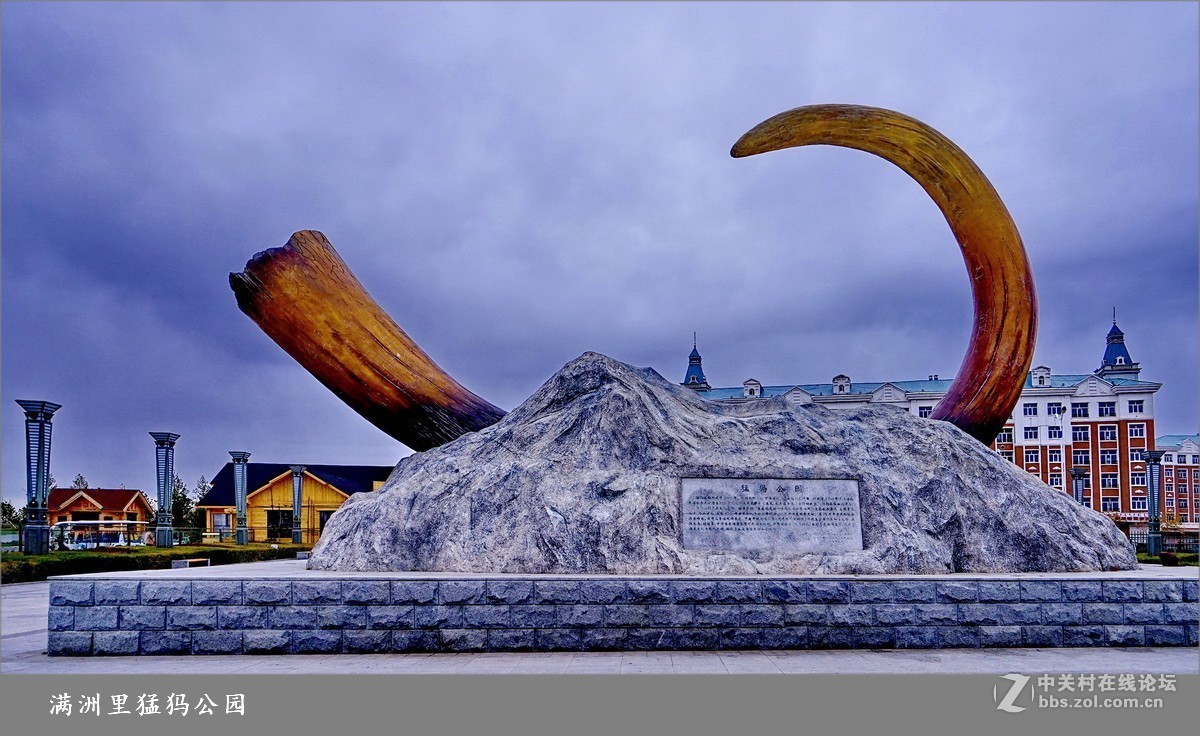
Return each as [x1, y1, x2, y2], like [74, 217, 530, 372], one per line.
[230, 230, 506, 451]
[732, 104, 1037, 445]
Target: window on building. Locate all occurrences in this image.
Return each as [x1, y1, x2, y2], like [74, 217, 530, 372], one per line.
[996, 428, 1013, 444]
[212, 513, 230, 530]
[1163, 453, 1174, 462]
[1072, 426, 1090, 442]
[1049, 449, 1062, 463]
[1100, 474, 1119, 489]
[1000, 450, 1014, 462]
[265, 510, 294, 539]
[1192, 455, 1200, 464]
[1101, 497, 1119, 512]
[1166, 497, 1175, 508]
[1024, 426, 1039, 440]
[1130, 497, 1148, 511]
[1127, 400, 1144, 414]
[126, 512, 138, 522]
[1130, 472, 1146, 486]
[918, 406, 933, 418]
[1048, 426, 1063, 440]
[1098, 401, 1116, 417]
[1049, 474, 1062, 487]
[1180, 498, 1190, 509]
[1166, 484, 1174, 493]
[1071, 403, 1089, 418]
[1098, 426, 1117, 441]
[1047, 402, 1064, 416]
[1025, 449, 1039, 463]
[1100, 450, 1117, 465]
[1129, 424, 1145, 438]
[1130, 448, 1144, 461]
[1178, 469, 1187, 480]
[1023, 403, 1037, 416]
[1073, 450, 1090, 465]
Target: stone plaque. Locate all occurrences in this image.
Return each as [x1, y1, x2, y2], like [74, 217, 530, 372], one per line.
[681, 478, 863, 554]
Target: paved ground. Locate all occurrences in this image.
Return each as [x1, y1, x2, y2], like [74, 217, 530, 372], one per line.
[4, 579, 1197, 675]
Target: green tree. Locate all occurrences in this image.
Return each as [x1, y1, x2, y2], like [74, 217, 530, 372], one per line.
[71, 473, 89, 489]
[191, 475, 210, 529]
[2, 500, 27, 552]
[1, 500, 24, 528]
[170, 474, 194, 528]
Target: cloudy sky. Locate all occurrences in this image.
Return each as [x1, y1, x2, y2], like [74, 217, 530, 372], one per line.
[2, 2, 1196, 505]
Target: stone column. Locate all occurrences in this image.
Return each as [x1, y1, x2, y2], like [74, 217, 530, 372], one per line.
[1144, 450, 1165, 557]
[16, 400, 61, 555]
[1069, 466, 1088, 506]
[230, 451, 251, 545]
[289, 465, 305, 544]
[150, 433, 181, 548]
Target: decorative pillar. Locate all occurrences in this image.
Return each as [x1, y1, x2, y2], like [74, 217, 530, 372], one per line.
[149, 433, 180, 547]
[1069, 466, 1088, 506]
[289, 465, 305, 544]
[1144, 450, 1165, 557]
[16, 400, 61, 555]
[230, 451, 251, 545]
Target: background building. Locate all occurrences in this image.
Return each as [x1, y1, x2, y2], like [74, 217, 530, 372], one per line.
[1157, 434, 1198, 528]
[683, 320, 1196, 530]
[47, 487, 153, 525]
[196, 463, 393, 543]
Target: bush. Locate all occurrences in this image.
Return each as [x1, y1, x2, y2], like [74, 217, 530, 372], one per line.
[0, 544, 309, 583]
[1160, 551, 1178, 567]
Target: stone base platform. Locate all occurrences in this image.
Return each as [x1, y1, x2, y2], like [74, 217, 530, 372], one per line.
[46, 561, 1198, 656]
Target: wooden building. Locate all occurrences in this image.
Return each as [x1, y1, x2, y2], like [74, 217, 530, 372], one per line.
[47, 488, 154, 525]
[196, 463, 393, 543]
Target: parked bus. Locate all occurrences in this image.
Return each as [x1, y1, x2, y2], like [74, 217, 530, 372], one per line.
[49, 520, 151, 550]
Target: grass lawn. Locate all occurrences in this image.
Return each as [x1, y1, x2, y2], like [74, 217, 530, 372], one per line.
[1, 542, 310, 583]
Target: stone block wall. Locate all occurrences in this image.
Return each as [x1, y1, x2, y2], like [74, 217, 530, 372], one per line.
[47, 576, 1199, 655]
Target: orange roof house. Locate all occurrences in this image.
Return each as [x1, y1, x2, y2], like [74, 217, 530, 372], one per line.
[47, 488, 154, 525]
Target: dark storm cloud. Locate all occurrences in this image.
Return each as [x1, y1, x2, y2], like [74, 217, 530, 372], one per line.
[3, 2, 1196, 502]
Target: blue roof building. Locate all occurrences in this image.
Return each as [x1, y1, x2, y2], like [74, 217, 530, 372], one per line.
[674, 318, 1190, 527]
[682, 339, 710, 391]
[1096, 319, 1140, 380]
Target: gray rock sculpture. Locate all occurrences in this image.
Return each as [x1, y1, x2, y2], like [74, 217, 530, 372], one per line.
[308, 352, 1138, 574]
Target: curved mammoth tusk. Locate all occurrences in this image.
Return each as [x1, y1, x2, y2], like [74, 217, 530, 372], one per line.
[731, 104, 1037, 445]
[230, 230, 506, 451]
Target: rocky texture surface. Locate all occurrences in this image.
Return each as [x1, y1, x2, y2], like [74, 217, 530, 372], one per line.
[308, 353, 1137, 574]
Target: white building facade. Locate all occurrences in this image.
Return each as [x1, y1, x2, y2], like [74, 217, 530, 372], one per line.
[684, 321, 1196, 531]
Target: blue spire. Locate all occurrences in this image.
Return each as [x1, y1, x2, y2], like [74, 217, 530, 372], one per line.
[682, 334, 709, 390]
[1096, 315, 1139, 378]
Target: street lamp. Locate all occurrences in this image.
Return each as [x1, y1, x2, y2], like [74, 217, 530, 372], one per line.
[150, 433, 180, 548]
[230, 451, 251, 545]
[1142, 450, 1165, 557]
[289, 465, 305, 545]
[1069, 466, 1088, 506]
[16, 400, 61, 555]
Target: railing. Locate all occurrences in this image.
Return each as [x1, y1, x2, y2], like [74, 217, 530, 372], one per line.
[27, 525, 320, 552]
[196, 526, 324, 545]
[1127, 531, 1199, 554]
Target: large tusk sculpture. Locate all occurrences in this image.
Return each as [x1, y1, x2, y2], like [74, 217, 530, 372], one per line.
[230, 230, 506, 451]
[731, 104, 1037, 445]
[232, 105, 1035, 449]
